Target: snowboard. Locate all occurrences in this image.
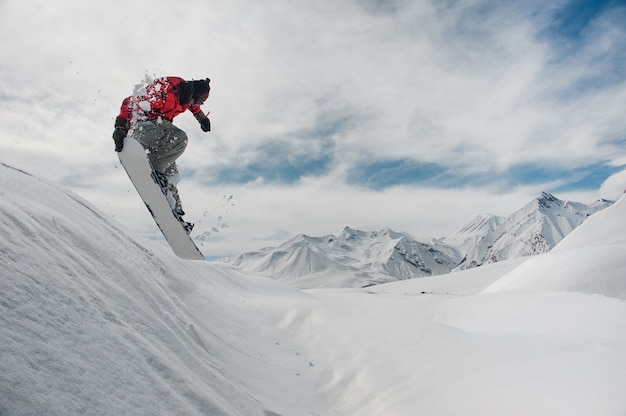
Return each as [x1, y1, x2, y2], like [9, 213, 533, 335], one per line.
[118, 137, 205, 260]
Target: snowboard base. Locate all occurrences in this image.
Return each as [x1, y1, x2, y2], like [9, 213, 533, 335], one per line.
[118, 137, 204, 260]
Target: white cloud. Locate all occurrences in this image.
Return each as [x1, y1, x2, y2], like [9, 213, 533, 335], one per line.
[0, 0, 624, 255]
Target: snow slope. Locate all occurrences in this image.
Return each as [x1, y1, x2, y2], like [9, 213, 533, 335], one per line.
[0, 163, 329, 416]
[2, 162, 626, 415]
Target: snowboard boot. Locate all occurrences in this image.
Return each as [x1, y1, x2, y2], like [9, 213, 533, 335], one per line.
[182, 221, 194, 234]
[165, 184, 185, 217]
[153, 171, 186, 218]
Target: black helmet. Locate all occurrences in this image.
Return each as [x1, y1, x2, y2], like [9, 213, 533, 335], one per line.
[177, 78, 210, 105]
[191, 78, 210, 105]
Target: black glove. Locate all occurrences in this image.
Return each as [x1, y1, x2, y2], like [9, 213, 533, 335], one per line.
[112, 117, 129, 152]
[195, 112, 211, 132]
[113, 132, 125, 152]
[200, 117, 211, 132]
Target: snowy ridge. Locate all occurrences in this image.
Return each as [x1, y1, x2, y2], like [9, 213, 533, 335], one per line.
[224, 227, 461, 288]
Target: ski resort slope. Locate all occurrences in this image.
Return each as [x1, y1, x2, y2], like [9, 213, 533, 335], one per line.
[2, 162, 626, 415]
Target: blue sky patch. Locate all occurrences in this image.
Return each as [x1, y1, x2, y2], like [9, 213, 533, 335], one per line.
[547, 0, 620, 41]
[347, 159, 448, 190]
[538, 0, 626, 96]
[506, 162, 621, 192]
[347, 158, 621, 192]
[204, 139, 335, 185]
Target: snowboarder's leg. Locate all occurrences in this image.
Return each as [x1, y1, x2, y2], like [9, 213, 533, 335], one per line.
[158, 169, 185, 216]
[133, 120, 188, 175]
[133, 121, 189, 217]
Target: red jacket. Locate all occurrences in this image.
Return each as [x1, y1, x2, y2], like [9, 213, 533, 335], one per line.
[117, 76, 202, 123]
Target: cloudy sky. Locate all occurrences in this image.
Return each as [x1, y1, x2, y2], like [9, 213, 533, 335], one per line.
[1, 0, 625, 258]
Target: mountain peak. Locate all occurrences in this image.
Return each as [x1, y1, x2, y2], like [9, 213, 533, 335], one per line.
[447, 192, 613, 270]
[535, 191, 561, 210]
[539, 191, 557, 200]
[333, 226, 404, 242]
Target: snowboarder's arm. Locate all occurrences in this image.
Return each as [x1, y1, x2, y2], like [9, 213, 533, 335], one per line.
[194, 109, 211, 132]
[112, 115, 130, 152]
[117, 96, 133, 120]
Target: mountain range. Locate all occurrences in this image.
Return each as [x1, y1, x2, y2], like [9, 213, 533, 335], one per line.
[223, 192, 613, 288]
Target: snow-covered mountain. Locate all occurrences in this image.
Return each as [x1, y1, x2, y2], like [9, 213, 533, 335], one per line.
[446, 192, 613, 270]
[3, 162, 626, 415]
[224, 192, 612, 287]
[223, 227, 461, 288]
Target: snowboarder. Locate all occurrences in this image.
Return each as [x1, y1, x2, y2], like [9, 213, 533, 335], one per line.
[112, 76, 211, 222]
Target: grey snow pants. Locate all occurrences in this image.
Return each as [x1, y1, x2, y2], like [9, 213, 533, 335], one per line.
[132, 120, 188, 176]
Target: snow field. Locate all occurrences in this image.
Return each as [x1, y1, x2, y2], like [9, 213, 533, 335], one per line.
[284, 288, 626, 415]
